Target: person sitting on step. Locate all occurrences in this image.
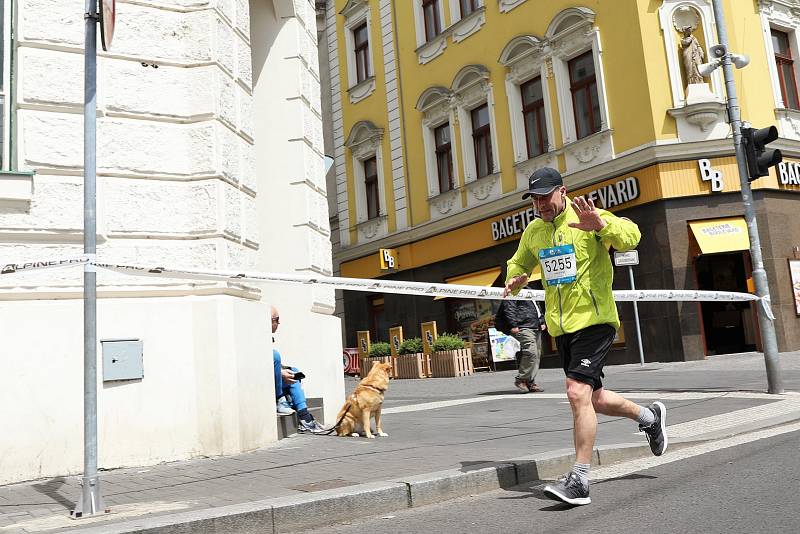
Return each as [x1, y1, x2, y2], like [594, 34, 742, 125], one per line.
[271, 305, 326, 434]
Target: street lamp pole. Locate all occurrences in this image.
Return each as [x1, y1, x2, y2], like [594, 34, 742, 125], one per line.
[711, 0, 783, 394]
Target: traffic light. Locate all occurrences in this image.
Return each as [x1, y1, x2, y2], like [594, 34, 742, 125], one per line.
[741, 125, 782, 182]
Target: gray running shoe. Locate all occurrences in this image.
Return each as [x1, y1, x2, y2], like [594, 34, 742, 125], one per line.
[298, 419, 327, 434]
[640, 401, 668, 456]
[276, 396, 295, 416]
[543, 472, 591, 506]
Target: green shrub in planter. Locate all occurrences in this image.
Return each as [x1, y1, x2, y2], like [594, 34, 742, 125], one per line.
[432, 333, 465, 352]
[368, 341, 392, 358]
[398, 337, 423, 355]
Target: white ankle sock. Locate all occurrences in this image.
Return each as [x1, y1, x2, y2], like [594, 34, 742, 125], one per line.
[573, 463, 590, 487]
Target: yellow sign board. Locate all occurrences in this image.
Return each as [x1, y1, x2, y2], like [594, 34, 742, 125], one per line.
[379, 248, 398, 270]
[421, 321, 438, 354]
[356, 330, 371, 359]
[389, 326, 403, 357]
[688, 217, 750, 255]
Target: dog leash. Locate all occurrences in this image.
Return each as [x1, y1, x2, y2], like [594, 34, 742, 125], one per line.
[311, 401, 352, 436]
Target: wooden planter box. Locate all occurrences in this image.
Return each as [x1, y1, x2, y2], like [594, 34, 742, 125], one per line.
[430, 348, 474, 378]
[393, 353, 428, 379]
[360, 356, 395, 378]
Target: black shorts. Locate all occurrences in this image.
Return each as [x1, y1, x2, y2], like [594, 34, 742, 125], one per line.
[555, 324, 616, 390]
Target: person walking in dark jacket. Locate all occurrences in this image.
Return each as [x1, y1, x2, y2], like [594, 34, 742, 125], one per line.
[496, 297, 545, 392]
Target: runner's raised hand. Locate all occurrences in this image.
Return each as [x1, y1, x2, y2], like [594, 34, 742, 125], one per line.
[568, 196, 606, 232]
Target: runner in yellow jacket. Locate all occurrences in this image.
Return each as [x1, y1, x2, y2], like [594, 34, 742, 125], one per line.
[504, 167, 668, 506]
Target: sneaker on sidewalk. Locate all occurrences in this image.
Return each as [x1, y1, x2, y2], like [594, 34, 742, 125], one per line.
[276, 396, 295, 416]
[543, 472, 591, 506]
[298, 419, 327, 434]
[640, 401, 668, 456]
[514, 379, 529, 393]
[528, 383, 544, 393]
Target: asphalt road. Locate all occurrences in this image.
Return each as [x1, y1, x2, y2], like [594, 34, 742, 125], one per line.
[303, 427, 800, 534]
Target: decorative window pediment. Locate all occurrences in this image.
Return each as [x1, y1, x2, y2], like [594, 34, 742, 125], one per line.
[340, 0, 368, 19]
[417, 86, 453, 127]
[546, 7, 596, 59]
[345, 121, 384, 161]
[451, 64, 491, 109]
[499, 35, 545, 84]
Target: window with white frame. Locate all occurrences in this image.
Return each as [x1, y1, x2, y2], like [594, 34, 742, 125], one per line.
[772, 28, 800, 110]
[422, 0, 443, 42]
[345, 121, 387, 228]
[546, 7, 613, 171]
[568, 51, 600, 139]
[363, 156, 380, 219]
[471, 104, 493, 178]
[353, 21, 371, 84]
[448, 0, 485, 43]
[459, 0, 478, 17]
[451, 65, 499, 183]
[342, 0, 375, 103]
[758, 1, 800, 139]
[434, 123, 454, 192]
[499, 35, 555, 170]
[417, 87, 459, 202]
[521, 77, 548, 158]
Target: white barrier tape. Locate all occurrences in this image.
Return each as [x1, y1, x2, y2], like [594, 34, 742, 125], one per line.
[0, 256, 89, 276]
[93, 260, 761, 304]
[760, 295, 776, 320]
[84, 254, 97, 273]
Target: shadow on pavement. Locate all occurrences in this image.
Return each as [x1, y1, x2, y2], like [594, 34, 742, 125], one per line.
[31, 477, 74, 510]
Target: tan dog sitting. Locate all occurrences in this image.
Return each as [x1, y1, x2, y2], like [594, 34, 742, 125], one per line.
[335, 362, 391, 439]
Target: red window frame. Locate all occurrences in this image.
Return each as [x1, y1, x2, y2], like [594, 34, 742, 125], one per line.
[521, 76, 548, 158]
[422, 0, 442, 42]
[772, 29, 800, 110]
[471, 104, 493, 178]
[434, 123, 454, 193]
[569, 51, 601, 139]
[353, 22, 370, 84]
[364, 157, 380, 220]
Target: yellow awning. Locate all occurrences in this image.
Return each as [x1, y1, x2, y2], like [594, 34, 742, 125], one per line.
[434, 267, 501, 300]
[689, 217, 750, 254]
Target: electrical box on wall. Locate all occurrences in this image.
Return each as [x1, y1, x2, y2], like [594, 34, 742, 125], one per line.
[101, 339, 143, 382]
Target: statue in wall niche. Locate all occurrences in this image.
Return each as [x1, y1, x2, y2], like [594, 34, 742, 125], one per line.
[680, 26, 705, 86]
[673, 6, 705, 89]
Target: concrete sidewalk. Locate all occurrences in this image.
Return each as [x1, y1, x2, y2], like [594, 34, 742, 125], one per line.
[2, 352, 799, 533]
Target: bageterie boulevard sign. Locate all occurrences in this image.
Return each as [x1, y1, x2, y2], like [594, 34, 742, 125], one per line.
[491, 176, 640, 241]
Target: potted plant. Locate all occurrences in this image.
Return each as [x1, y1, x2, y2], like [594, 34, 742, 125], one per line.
[430, 333, 474, 378]
[361, 341, 393, 377]
[394, 337, 427, 379]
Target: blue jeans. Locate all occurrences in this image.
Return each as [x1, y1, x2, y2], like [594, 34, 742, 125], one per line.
[273, 349, 307, 412]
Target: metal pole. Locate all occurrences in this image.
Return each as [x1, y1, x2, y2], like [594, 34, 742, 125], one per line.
[711, 0, 783, 393]
[72, 0, 105, 518]
[628, 266, 645, 366]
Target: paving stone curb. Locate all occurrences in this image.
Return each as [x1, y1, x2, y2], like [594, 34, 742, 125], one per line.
[61, 437, 720, 534]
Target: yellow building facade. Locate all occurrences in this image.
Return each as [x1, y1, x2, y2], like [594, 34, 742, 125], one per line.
[325, 0, 800, 363]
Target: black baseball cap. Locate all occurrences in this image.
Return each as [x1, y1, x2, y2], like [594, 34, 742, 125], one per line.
[521, 167, 563, 199]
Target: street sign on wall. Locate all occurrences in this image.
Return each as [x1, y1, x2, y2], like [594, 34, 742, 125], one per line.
[614, 250, 640, 267]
